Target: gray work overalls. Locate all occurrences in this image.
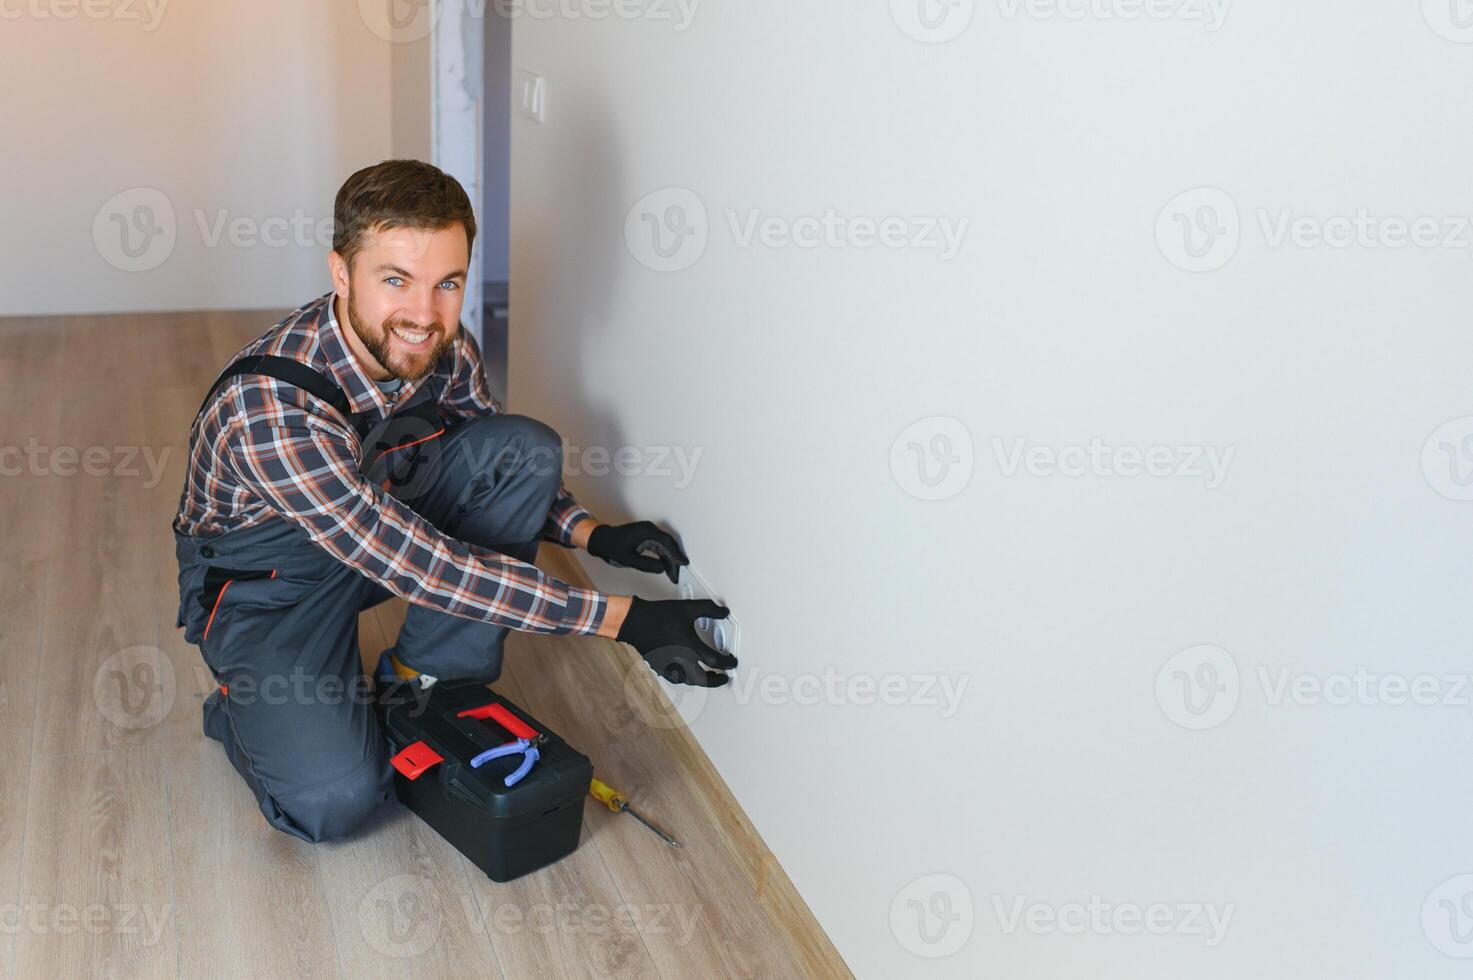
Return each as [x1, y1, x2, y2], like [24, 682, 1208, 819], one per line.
[172, 354, 564, 842]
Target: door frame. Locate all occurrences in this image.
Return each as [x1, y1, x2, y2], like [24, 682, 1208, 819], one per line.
[431, 0, 484, 345]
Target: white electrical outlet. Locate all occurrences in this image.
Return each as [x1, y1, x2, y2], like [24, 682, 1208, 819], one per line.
[678, 564, 740, 656]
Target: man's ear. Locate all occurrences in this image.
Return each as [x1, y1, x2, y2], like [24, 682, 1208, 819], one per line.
[327, 250, 350, 298]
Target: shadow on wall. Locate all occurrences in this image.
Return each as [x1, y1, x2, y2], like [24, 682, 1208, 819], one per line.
[512, 91, 646, 528]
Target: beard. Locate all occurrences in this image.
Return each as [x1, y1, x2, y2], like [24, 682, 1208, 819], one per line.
[346, 289, 456, 383]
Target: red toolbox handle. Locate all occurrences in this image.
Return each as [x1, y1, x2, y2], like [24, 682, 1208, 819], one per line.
[391, 740, 445, 780]
[457, 702, 538, 740]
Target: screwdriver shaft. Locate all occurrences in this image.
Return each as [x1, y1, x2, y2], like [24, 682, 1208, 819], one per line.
[622, 803, 682, 848]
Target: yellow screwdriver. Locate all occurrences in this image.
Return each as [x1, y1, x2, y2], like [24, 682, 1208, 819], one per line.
[589, 777, 682, 848]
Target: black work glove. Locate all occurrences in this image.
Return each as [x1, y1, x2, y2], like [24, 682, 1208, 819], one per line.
[587, 521, 689, 584]
[616, 597, 737, 687]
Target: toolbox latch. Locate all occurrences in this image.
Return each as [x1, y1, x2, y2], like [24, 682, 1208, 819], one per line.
[390, 740, 445, 781]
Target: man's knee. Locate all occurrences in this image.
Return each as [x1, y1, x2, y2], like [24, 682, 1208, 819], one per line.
[273, 750, 393, 843]
[459, 413, 562, 483]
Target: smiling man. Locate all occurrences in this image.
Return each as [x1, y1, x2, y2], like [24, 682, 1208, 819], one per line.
[170, 159, 735, 843]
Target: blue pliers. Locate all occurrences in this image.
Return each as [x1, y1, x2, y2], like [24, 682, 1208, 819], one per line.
[470, 734, 547, 787]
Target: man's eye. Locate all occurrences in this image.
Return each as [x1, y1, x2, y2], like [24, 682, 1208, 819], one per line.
[438, 281, 460, 291]
[384, 276, 404, 287]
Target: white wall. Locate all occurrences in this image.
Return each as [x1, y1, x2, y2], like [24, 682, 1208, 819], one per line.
[511, 3, 1473, 977]
[0, 2, 397, 316]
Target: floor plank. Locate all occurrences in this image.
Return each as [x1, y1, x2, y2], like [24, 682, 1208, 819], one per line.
[11, 745, 178, 979]
[314, 805, 502, 979]
[163, 737, 340, 980]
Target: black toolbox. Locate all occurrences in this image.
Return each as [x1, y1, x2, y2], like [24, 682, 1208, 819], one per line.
[379, 679, 593, 882]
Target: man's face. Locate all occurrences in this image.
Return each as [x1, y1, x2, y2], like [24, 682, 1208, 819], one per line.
[330, 222, 468, 382]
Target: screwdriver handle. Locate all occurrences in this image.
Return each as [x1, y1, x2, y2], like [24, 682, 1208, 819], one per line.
[589, 777, 626, 812]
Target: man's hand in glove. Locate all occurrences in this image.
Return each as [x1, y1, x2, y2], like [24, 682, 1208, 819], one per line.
[585, 521, 689, 584]
[613, 596, 737, 687]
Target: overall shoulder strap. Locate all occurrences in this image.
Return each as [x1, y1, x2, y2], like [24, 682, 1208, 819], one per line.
[195, 354, 367, 438]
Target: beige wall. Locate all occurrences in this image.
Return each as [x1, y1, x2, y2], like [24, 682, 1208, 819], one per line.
[391, 31, 431, 164]
[1, 2, 397, 316]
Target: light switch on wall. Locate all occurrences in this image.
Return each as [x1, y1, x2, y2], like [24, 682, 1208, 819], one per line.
[517, 70, 545, 123]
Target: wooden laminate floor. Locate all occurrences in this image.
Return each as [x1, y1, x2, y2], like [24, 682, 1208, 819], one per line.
[0, 310, 849, 980]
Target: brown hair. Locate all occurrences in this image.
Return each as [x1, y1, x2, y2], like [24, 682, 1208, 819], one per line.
[332, 159, 477, 269]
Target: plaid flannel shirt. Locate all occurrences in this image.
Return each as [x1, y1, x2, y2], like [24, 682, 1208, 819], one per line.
[171, 291, 607, 636]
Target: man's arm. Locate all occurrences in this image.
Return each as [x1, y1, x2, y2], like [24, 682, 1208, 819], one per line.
[223, 388, 625, 635]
